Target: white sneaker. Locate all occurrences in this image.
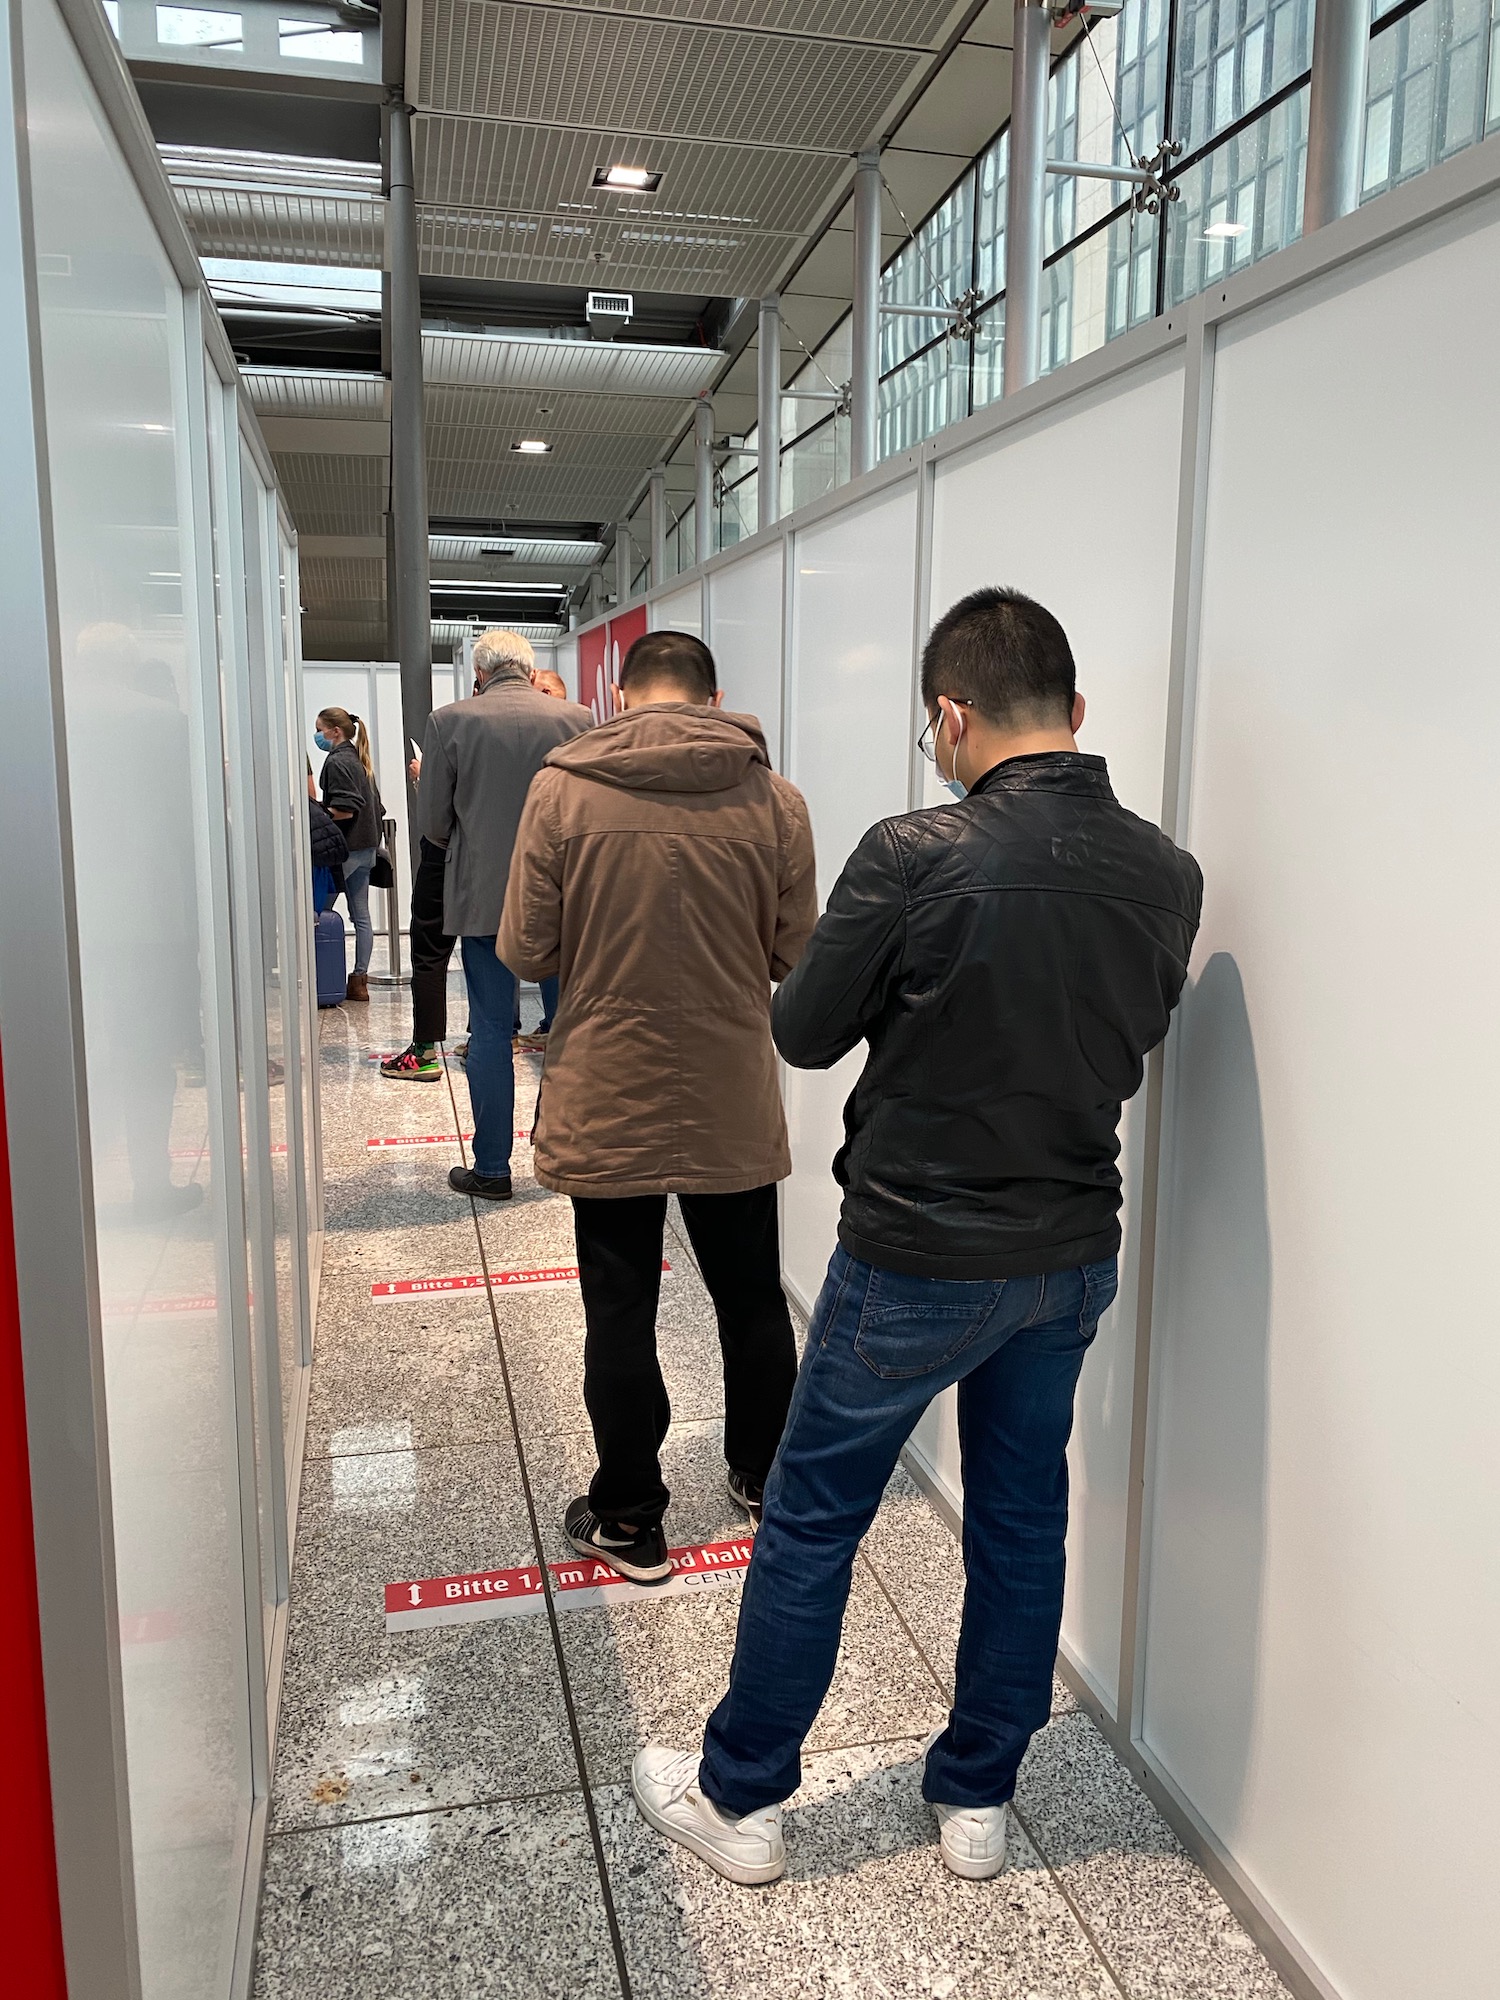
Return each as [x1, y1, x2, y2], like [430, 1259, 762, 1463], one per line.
[933, 1799, 1008, 1879]
[922, 1727, 1009, 1880]
[631, 1745, 786, 1885]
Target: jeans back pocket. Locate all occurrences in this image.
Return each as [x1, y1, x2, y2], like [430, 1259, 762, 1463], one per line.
[853, 1266, 1008, 1380]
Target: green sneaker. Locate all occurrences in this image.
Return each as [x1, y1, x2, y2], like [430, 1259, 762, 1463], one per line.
[380, 1043, 441, 1082]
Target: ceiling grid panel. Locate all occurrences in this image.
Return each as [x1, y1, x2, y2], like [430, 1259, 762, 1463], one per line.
[416, 0, 920, 152]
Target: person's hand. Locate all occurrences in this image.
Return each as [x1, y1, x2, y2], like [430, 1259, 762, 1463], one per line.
[408, 756, 421, 784]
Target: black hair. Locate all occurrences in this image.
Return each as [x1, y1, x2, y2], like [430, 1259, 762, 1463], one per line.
[919, 587, 1076, 729]
[618, 630, 718, 704]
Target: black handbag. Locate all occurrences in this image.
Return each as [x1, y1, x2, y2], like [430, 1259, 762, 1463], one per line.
[369, 797, 395, 889]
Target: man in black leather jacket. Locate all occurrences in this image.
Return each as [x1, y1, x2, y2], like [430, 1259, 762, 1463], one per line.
[631, 588, 1202, 1890]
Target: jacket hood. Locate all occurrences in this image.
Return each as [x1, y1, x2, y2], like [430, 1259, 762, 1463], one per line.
[544, 703, 770, 795]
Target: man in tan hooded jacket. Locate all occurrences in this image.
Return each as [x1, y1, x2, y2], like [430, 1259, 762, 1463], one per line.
[499, 631, 817, 1583]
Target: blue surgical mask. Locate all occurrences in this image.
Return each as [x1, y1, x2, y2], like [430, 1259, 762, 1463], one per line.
[936, 711, 968, 800]
[314, 730, 332, 752]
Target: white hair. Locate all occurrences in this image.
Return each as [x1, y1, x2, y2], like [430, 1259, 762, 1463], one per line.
[472, 628, 535, 678]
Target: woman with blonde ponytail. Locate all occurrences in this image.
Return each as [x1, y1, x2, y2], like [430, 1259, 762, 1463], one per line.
[315, 706, 383, 1002]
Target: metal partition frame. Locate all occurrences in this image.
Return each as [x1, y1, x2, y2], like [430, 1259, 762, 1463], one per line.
[574, 125, 1500, 2000]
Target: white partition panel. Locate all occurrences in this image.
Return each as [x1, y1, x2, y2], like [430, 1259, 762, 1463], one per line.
[1144, 199, 1500, 2000]
[921, 353, 1185, 1707]
[24, 0, 255, 1986]
[708, 542, 785, 761]
[653, 580, 705, 636]
[782, 480, 919, 1311]
[556, 633, 580, 702]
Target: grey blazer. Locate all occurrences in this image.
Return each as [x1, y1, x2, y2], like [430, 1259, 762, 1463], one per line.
[418, 672, 593, 937]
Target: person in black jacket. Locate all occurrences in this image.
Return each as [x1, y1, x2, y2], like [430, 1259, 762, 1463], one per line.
[315, 706, 381, 1003]
[631, 588, 1202, 1890]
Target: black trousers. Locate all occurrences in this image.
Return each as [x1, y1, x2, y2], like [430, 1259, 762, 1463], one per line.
[572, 1185, 798, 1530]
[410, 836, 455, 1045]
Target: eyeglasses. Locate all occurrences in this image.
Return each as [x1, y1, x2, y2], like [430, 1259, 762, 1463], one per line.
[916, 699, 973, 763]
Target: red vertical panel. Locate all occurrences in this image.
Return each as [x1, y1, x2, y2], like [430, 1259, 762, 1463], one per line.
[578, 623, 610, 724]
[0, 1047, 69, 1996]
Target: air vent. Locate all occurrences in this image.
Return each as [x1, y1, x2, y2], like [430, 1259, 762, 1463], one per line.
[586, 289, 634, 339]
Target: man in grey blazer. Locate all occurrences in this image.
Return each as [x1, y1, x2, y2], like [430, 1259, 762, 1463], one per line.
[418, 629, 592, 1200]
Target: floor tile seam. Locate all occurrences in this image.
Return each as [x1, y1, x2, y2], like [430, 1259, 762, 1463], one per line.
[268, 1780, 586, 1840]
[457, 1066, 633, 2000]
[855, 1545, 955, 1706]
[1007, 1797, 1135, 1998]
[855, 1542, 1131, 1988]
[298, 1433, 513, 1464]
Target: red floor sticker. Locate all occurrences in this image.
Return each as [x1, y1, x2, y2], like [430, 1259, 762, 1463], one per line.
[384, 1536, 754, 1631]
[371, 1261, 669, 1300]
[367, 1130, 531, 1149]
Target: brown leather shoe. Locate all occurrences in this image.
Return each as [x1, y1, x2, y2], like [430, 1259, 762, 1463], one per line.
[346, 971, 370, 1003]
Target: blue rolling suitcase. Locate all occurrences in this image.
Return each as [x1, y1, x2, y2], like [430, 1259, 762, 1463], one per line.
[315, 907, 347, 1007]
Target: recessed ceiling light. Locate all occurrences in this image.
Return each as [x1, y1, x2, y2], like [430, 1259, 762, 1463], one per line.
[512, 438, 551, 453]
[593, 165, 662, 192]
[1202, 220, 1249, 239]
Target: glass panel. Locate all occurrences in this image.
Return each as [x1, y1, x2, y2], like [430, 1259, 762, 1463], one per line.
[879, 171, 974, 374]
[278, 16, 364, 61]
[780, 414, 850, 513]
[783, 313, 849, 446]
[1361, 0, 1497, 202]
[878, 334, 971, 458]
[971, 297, 1006, 410]
[156, 3, 242, 48]
[1041, 207, 1158, 375]
[1048, 0, 1170, 254]
[1166, 84, 1309, 303]
[1172, 0, 1314, 156]
[25, 0, 254, 1986]
[976, 130, 1009, 300]
[718, 468, 757, 549]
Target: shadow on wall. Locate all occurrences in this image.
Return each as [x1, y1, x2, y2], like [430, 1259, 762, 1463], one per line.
[1145, 950, 1271, 1839]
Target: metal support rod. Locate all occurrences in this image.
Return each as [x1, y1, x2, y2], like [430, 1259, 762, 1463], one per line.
[649, 463, 667, 586]
[1003, 0, 1051, 397]
[694, 395, 714, 565]
[386, 103, 431, 869]
[851, 148, 882, 478]
[881, 302, 964, 319]
[1304, 0, 1371, 230]
[1047, 158, 1156, 184]
[757, 294, 782, 530]
[374, 816, 404, 983]
[615, 524, 633, 605]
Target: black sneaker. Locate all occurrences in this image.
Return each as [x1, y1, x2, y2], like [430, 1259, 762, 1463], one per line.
[726, 1468, 764, 1531]
[448, 1165, 512, 1201]
[563, 1497, 672, 1584]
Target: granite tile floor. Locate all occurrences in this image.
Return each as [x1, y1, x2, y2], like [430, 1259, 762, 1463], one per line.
[254, 983, 1290, 2000]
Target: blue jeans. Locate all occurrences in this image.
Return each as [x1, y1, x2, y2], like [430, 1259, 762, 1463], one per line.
[459, 936, 517, 1180]
[342, 846, 376, 976]
[512, 974, 559, 1034]
[699, 1246, 1118, 1817]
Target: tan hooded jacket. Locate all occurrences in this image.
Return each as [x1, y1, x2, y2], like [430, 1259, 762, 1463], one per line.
[497, 703, 817, 1198]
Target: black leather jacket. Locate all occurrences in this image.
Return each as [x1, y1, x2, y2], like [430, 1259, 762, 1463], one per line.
[772, 752, 1202, 1279]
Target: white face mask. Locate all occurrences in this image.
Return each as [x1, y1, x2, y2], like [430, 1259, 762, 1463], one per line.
[935, 706, 967, 800]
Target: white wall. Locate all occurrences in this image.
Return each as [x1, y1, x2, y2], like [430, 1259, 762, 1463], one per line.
[780, 480, 919, 1311]
[923, 352, 1185, 1706]
[1142, 197, 1500, 2000]
[652, 579, 705, 636]
[708, 541, 785, 762]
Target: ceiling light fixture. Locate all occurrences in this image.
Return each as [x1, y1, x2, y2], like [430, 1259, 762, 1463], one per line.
[1202, 220, 1249, 239]
[511, 439, 551, 453]
[593, 165, 662, 192]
